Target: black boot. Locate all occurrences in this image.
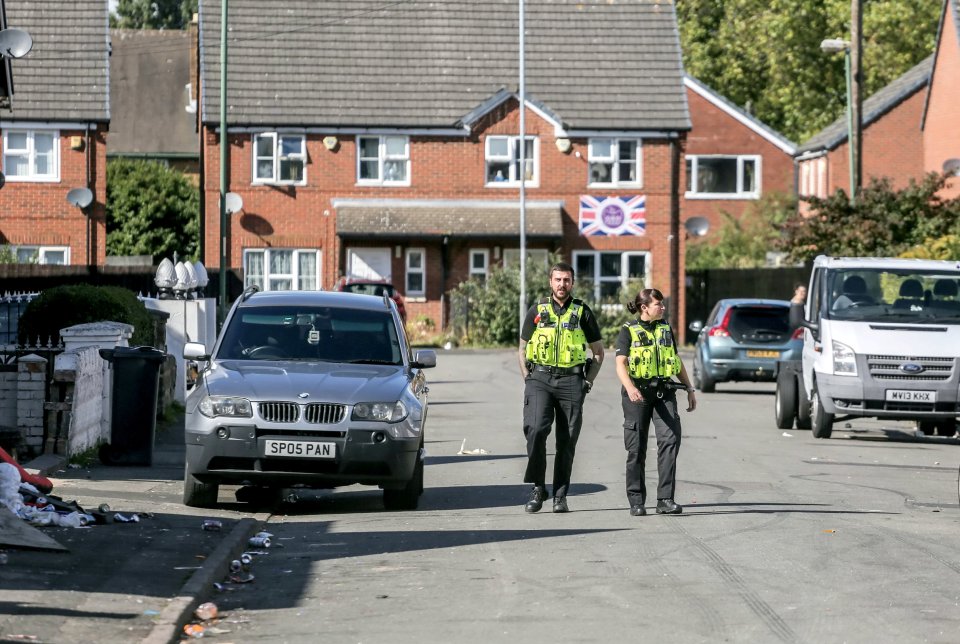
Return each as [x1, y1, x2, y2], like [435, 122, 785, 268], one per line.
[525, 486, 547, 513]
[656, 499, 682, 514]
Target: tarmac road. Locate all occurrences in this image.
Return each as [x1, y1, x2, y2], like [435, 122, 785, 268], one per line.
[195, 350, 960, 644]
[2, 349, 959, 643]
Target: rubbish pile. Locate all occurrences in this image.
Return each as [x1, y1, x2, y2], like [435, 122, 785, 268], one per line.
[1, 461, 145, 528]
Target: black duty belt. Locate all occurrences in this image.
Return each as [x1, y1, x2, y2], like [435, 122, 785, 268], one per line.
[533, 364, 582, 375]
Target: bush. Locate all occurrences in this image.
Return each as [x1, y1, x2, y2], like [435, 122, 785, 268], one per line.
[18, 285, 154, 346]
[448, 254, 642, 348]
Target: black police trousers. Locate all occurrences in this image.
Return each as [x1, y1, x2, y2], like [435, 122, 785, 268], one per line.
[522, 370, 585, 499]
[621, 386, 682, 505]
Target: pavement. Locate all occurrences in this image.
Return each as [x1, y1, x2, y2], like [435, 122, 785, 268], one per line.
[1, 415, 262, 644]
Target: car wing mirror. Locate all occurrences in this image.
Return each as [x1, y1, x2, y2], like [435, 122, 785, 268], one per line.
[688, 320, 703, 334]
[183, 341, 211, 361]
[411, 349, 437, 369]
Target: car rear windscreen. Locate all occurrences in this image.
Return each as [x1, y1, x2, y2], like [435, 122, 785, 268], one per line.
[727, 307, 790, 343]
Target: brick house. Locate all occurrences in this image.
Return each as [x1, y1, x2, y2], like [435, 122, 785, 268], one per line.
[922, 0, 960, 199]
[682, 76, 796, 246]
[795, 56, 933, 212]
[0, 0, 110, 266]
[196, 0, 691, 330]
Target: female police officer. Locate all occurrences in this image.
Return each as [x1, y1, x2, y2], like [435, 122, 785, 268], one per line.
[614, 288, 696, 516]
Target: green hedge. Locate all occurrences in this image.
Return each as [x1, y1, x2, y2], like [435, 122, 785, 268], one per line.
[18, 285, 154, 346]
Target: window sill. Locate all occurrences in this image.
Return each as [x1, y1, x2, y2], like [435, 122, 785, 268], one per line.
[485, 181, 540, 188]
[3, 176, 60, 183]
[587, 182, 643, 189]
[356, 181, 411, 188]
[252, 180, 307, 187]
[406, 295, 426, 303]
[684, 193, 759, 200]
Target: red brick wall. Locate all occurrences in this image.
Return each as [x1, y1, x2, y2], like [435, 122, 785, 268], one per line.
[0, 125, 108, 265]
[826, 88, 926, 194]
[201, 99, 688, 330]
[924, 3, 960, 200]
[683, 85, 796, 235]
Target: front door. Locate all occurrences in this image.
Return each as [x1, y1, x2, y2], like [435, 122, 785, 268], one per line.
[346, 247, 391, 282]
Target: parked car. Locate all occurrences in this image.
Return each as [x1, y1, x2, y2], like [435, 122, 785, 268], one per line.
[688, 298, 802, 393]
[335, 278, 407, 323]
[181, 288, 436, 510]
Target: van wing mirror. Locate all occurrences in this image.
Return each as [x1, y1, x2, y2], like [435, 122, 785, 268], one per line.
[688, 320, 703, 334]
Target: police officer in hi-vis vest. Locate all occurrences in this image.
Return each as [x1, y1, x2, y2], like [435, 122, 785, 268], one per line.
[518, 262, 604, 513]
[615, 288, 696, 516]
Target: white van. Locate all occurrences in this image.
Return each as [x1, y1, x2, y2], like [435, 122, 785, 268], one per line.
[780, 255, 960, 438]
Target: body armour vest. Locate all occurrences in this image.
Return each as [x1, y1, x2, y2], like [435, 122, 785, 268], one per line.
[525, 298, 588, 367]
[626, 321, 681, 380]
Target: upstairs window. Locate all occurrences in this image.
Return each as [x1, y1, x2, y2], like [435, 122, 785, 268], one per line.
[357, 135, 409, 185]
[2, 130, 59, 181]
[588, 138, 641, 186]
[485, 136, 537, 186]
[685, 155, 760, 198]
[253, 133, 306, 185]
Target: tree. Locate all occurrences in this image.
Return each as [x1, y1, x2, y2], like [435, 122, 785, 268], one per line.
[111, 0, 198, 30]
[106, 159, 199, 263]
[676, 0, 939, 142]
[686, 192, 797, 269]
[778, 173, 960, 262]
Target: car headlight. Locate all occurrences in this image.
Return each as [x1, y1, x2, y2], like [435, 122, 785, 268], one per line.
[352, 401, 408, 422]
[832, 341, 857, 376]
[199, 396, 252, 418]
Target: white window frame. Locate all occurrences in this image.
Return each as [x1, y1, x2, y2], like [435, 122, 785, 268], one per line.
[356, 135, 410, 186]
[405, 248, 426, 297]
[1, 130, 60, 182]
[587, 138, 642, 187]
[485, 135, 539, 187]
[243, 248, 321, 291]
[252, 133, 307, 185]
[572, 250, 651, 301]
[7, 245, 70, 265]
[469, 249, 489, 282]
[685, 154, 761, 199]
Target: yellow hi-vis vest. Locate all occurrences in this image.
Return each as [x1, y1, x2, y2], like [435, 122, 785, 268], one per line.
[626, 321, 681, 380]
[525, 298, 588, 367]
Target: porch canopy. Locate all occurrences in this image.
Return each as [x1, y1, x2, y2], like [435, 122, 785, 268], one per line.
[333, 199, 564, 239]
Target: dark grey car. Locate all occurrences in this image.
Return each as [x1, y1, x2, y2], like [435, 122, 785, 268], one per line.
[181, 288, 436, 510]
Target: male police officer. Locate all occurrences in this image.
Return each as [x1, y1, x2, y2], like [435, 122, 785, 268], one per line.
[518, 262, 604, 513]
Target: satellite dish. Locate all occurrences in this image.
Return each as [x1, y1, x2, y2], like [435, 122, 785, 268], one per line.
[224, 192, 243, 214]
[0, 28, 33, 59]
[66, 187, 94, 209]
[684, 216, 710, 238]
[0, 172, 5, 190]
[942, 158, 960, 177]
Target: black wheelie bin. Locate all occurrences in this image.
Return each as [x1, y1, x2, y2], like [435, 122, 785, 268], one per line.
[98, 346, 166, 466]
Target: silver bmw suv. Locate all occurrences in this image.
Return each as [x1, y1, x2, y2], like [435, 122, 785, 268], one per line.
[182, 287, 436, 510]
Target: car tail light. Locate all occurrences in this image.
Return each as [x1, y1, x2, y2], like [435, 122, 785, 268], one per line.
[791, 327, 804, 339]
[707, 308, 733, 337]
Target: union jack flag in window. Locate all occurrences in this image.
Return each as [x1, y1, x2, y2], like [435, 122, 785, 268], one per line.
[578, 195, 646, 236]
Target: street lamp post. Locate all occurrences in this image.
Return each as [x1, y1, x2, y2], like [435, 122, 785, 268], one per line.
[518, 0, 527, 332]
[821, 38, 856, 205]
